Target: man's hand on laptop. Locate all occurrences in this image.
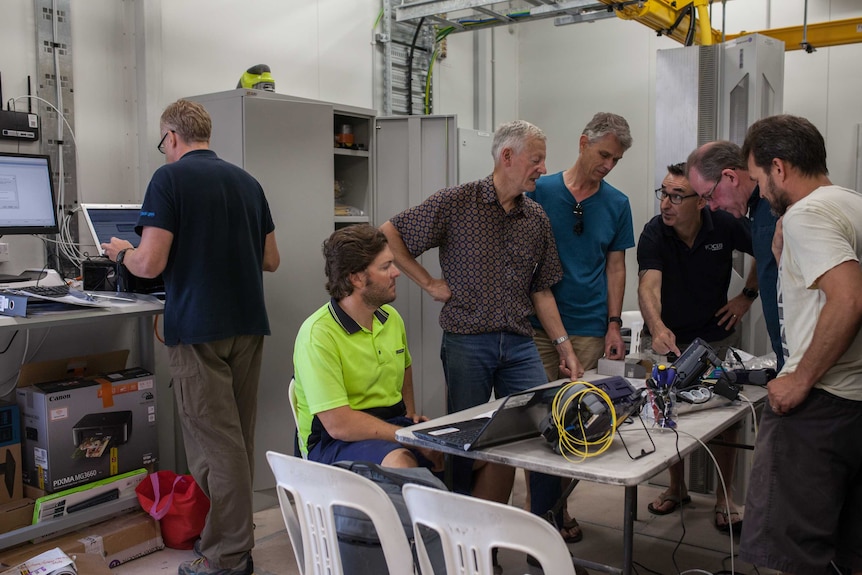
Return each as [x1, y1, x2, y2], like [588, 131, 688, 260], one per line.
[101, 238, 135, 263]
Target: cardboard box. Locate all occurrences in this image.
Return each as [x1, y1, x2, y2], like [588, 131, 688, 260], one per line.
[17, 364, 158, 493]
[597, 357, 651, 380]
[31, 468, 147, 524]
[0, 498, 34, 534]
[0, 403, 22, 505]
[0, 510, 163, 570]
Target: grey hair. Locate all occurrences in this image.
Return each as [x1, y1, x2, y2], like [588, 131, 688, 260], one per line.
[582, 112, 633, 151]
[686, 141, 745, 182]
[492, 120, 546, 163]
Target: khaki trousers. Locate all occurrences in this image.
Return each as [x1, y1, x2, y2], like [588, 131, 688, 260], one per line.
[169, 335, 264, 570]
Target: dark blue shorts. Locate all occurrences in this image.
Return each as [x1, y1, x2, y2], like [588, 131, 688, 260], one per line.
[308, 416, 437, 469]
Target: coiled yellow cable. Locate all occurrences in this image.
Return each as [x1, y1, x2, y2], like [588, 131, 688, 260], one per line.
[550, 380, 618, 463]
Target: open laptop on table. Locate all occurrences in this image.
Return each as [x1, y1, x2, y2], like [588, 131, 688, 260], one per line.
[79, 204, 164, 298]
[413, 384, 563, 451]
[80, 203, 142, 255]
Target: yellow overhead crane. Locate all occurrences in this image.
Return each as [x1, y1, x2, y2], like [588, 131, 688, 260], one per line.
[726, 18, 862, 52]
[598, 0, 862, 51]
[396, 0, 862, 52]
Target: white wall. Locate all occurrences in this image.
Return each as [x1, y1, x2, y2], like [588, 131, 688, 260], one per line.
[1, 0, 381, 262]
[434, 0, 862, 312]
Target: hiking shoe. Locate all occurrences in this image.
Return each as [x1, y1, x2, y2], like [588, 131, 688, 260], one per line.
[178, 556, 253, 575]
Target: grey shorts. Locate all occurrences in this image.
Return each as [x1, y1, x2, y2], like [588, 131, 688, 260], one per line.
[739, 387, 862, 574]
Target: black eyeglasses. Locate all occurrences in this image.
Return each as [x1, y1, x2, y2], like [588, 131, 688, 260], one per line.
[655, 188, 699, 205]
[157, 131, 173, 154]
[701, 176, 721, 202]
[573, 203, 584, 236]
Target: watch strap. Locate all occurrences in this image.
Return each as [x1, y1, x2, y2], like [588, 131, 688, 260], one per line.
[552, 334, 570, 346]
[742, 287, 759, 300]
[116, 248, 131, 265]
[608, 316, 623, 326]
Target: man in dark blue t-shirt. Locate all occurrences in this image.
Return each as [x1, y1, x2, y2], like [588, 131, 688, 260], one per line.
[686, 140, 783, 370]
[102, 99, 280, 575]
[637, 162, 754, 534]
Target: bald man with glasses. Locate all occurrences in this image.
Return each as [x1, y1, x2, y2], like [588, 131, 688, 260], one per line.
[637, 162, 756, 531]
[686, 140, 783, 369]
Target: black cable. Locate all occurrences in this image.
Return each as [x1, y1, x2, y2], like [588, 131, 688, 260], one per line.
[632, 561, 663, 575]
[406, 17, 425, 115]
[684, 3, 696, 46]
[0, 331, 17, 354]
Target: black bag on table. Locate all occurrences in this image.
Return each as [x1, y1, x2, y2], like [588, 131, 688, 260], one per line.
[332, 460, 447, 574]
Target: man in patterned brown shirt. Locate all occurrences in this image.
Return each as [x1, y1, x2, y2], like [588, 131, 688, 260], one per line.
[381, 119, 579, 534]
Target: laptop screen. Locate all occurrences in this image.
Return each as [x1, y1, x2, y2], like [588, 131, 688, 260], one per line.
[80, 204, 142, 256]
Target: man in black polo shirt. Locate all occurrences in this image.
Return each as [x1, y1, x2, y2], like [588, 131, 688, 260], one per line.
[637, 162, 755, 533]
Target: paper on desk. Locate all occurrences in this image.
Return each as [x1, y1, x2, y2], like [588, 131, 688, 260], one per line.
[474, 409, 497, 419]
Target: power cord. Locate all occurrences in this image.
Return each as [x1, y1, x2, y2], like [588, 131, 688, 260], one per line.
[737, 393, 759, 438]
[678, 431, 736, 575]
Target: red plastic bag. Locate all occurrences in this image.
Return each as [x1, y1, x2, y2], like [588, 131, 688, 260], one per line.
[136, 471, 210, 549]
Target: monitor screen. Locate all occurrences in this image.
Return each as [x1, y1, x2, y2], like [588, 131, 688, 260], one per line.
[0, 152, 60, 235]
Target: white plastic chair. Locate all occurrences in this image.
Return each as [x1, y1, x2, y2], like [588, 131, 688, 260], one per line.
[266, 451, 415, 575]
[287, 378, 306, 459]
[621, 310, 644, 354]
[402, 483, 577, 575]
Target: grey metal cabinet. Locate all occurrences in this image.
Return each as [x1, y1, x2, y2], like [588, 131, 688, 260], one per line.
[374, 115, 457, 419]
[189, 90, 337, 490]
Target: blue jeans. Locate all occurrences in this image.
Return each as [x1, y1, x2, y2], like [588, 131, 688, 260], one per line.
[441, 331, 548, 412]
[440, 331, 561, 522]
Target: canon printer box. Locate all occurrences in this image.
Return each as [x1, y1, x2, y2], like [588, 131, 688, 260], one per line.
[16, 367, 157, 493]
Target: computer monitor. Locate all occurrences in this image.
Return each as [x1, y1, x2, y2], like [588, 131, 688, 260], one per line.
[0, 152, 60, 235]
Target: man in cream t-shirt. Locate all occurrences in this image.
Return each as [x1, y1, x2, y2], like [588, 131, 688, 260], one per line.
[739, 114, 862, 575]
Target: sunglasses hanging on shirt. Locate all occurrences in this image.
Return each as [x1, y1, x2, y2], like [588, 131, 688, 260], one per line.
[573, 203, 584, 236]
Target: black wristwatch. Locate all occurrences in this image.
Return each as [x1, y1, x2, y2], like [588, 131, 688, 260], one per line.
[742, 287, 759, 300]
[608, 316, 623, 326]
[116, 248, 132, 265]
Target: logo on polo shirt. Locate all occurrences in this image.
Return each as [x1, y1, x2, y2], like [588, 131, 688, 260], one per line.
[704, 243, 724, 251]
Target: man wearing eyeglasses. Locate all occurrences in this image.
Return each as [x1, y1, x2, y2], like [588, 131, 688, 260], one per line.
[102, 99, 280, 575]
[686, 141, 783, 370]
[637, 162, 755, 532]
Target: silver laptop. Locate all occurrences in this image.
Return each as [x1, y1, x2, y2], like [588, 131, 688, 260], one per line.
[80, 204, 142, 256]
[413, 385, 562, 451]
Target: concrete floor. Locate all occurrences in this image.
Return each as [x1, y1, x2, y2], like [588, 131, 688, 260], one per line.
[113, 473, 778, 575]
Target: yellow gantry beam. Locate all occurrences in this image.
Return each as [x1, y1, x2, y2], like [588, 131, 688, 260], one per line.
[598, 1, 862, 52]
[597, 0, 722, 46]
[727, 18, 862, 51]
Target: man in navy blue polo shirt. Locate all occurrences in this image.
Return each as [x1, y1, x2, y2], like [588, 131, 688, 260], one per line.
[102, 99, 280, 575]
[637, 162, 756, 533]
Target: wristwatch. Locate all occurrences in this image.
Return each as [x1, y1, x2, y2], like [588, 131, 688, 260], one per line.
[116, 248, 132, 265]
[742, 287, 759, 300]
[552, 334, 570, 346]
[608, 316, 623, 326]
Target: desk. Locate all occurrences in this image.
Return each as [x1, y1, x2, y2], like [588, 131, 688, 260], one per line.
[397, 378, 766, 575]
[0, 297, 164, 550]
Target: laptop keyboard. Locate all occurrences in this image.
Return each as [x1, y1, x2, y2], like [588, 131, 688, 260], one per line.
[437, 427, 483, 446]
[20, 285, 70, 297]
